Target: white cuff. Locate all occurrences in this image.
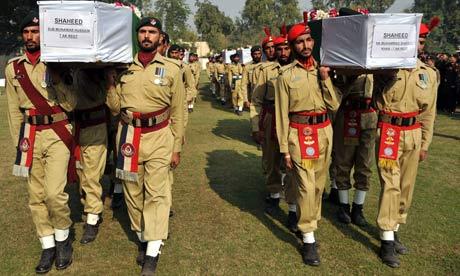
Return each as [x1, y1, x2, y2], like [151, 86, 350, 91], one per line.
[380, 230, 394, 241]
[338, 190, 349, 204]
[270, 193, 280, 199]
[288, 204, 297, 212]
[353, 190, 367, 205]
[146, 240, 164, 257]
[54, 228, 69, 242]
[136, 231, 146, 243]
[87, 213, 99, 225]
[39, 235, 55, 249]
[302, 232, 315, 244]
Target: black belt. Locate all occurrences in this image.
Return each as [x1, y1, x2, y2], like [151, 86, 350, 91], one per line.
[27, 114, 55, 125]
[379, 114, 418, 127]
[289, 113, 328, 125]
[344, 99, 372, 110]
[131, 117, 157, 128]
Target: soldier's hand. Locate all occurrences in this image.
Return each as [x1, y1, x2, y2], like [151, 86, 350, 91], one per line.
[419, 150, 428, 162]
[319, 66, 331, 80]
[104, 67, 117, 89]
[284, 154, 293, 170]
[170, 152, 181, 169]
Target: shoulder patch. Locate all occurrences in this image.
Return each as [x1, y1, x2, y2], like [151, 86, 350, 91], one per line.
[7, 56, 21, 64]
[279, 63, 295, 75]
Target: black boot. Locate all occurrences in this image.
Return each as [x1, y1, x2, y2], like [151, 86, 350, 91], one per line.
[287, 211, 298, 233]
[351, 203, 367, 226]
[265, 197, 280, 215]
[55, 237, 73, 270]
[379, 240, 400, 268]
[169, 209, 174, 218]
[301, 242, 320, 266]
[35, 247, 56, 274]
[80, 217, 103, 244]
[136, 242, 147, 266]
[328, 188, 340, 205]
[141, 255, 160, 276]
[111, 192, 124, 210]
[337, 203, 351, 224]
[394, 233, 409, 255]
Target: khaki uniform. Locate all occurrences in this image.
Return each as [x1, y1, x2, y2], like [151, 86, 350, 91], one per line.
[106, 54, 185, 241]
[207, 62, 216, 94]
[190, 61, 201, 90]
[227, 62, 244, 109]
[181, 62, 196, 128]
[73, 70, 108, 216]
[251, 62, 286, 198]
[241, 61, 262, 103]
[275, 60, 340, 233]
[334, 75, 377, 192]
[6, 55, 76, 238]
[373, 60, 437, 231]
[214, 63, 226, 101]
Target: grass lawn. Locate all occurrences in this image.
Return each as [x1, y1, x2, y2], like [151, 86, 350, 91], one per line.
[0, 77, 459, 275]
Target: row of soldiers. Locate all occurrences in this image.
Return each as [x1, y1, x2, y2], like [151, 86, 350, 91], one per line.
[6, 12, 200, 275]
[207, 8, 437, 268]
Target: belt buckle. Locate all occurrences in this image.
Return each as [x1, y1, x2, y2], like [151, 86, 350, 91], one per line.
[312, 116, 317, 125]
[396, 117, 402, 126]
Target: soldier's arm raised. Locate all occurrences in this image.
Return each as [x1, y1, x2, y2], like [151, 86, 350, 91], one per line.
[51, 68, 78, 112]
[104, 68, 121, 116]
[319, 66, 340, 112]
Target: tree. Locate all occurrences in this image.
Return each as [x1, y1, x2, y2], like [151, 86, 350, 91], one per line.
[411, 0, 460, 53]
[310, 0, 395, 13]
[275, 0, 302, 25]
[152, 0, 191, 41]
[194, 0, 234, 51]
[0, 0, 38, 54]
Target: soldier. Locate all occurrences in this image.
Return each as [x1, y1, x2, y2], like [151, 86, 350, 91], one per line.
[275, 19, 339, 266]
[227, 53, 244, 115]
[241, 45, 263, 108]
[72, 68, 108, 244]
[214, 54, 227, 105]
[333, 74, 376, 227]
[189, 53, 201, 90]
[207, 56, 217, 96]
[373, 21, 438, 268]
[105, 17, 185, 275]
[6, 12, 75, 273]
[251, 26, 295, 220]
[157, 31, 170, 56]
[188, 53, 201, 112]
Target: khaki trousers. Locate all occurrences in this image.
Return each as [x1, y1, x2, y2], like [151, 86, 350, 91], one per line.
[78, 123, 107, 215]
[120, 126, 173, 241]
[376, 128, 421, 231]
[28, 128, 72, 237]
[289, 124, 333, 233]
[333, 111, 376, 191]
[231, 80, 244, 108]
[261, 111, 283, 194]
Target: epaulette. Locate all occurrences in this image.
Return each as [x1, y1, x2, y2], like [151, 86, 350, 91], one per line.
[259, 61, 276, 70]
[278, 63, 295, 75]
[7, 56, 21, 64]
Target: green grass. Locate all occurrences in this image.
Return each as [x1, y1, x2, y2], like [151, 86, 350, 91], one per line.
[0, 78, 459, 275]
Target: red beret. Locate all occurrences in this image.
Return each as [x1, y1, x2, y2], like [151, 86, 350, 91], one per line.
[274, 24, 288, 45]
[288, 23, 311, 42]
[262, 27, 274, 46]
[419, 23, 430, 37]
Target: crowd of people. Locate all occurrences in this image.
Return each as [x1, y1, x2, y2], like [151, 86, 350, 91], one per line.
[4, 7, 443, 276]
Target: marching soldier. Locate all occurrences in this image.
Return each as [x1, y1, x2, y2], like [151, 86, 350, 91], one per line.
[241, 46, 263, 108]
[373, 21, 438, 268]
[72, 69, 108, 244]
[251, 27, 295, 223]
[6, 12, 75, 273]
[275, 19, 339, 266]
[227, 53, 244, 115]
[189, 53, 201, 90]
[206, 56, 217, 96]
[105, 17, 185, 275]
[168, 44, 196, 120]
[333, 74, 376, 227]
[213, 55, 227, 105]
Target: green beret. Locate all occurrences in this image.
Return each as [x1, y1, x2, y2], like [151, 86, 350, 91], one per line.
[136, 17, 162, 32]
[20, 11, 39, 32]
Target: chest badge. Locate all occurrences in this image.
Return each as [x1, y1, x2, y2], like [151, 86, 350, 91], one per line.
[153, 67, 166, 85]
[418, 73, 428, 89]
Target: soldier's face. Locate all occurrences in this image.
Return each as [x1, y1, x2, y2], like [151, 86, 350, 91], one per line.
[251, 51, 262, 62]
[22, 26, 40, 53]
[169, 50, 181, 60]
[138, 26, 161, 51]
[263, 42, 276, 60]
[276, 44, 291, 64]
[293, 33, 314, 58]
[233, 56, 240, 63]
[418, 37, 426, 52]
